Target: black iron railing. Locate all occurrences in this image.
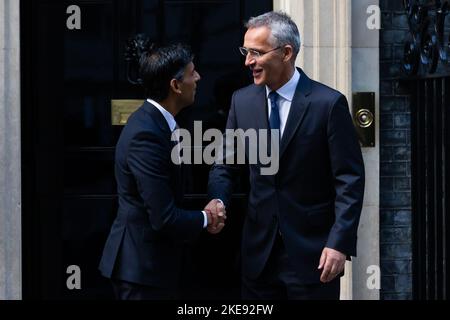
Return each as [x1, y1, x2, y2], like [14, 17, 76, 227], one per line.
[408, 76, 450, 299]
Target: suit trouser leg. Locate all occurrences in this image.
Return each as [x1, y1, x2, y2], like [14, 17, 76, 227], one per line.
[242, 234, 340, 300]
[111, 278, 177, 300]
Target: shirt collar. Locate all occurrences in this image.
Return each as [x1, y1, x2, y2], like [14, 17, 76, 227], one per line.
[147, 98, 177, 132]
[265, 69, 300, 102]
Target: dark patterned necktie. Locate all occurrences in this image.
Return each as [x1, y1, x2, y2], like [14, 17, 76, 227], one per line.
[268, 91, 280, 131]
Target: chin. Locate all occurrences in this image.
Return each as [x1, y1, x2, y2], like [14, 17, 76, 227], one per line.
[253, 77, 265, 86]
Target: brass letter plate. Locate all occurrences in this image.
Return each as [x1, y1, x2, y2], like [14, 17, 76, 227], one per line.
[111, 99, 143, 126]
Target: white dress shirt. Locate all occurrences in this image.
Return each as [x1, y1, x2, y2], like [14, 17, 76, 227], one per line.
[265, 69, 300, 138]
[147, 99, 208, 228]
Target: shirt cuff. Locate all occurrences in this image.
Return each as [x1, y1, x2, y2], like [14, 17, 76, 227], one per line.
[202, 211, 208, 228]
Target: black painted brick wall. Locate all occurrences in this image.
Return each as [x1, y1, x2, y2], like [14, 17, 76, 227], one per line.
[379, 0, 412, 300]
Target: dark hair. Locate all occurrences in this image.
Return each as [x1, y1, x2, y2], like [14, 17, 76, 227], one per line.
[139, 44, 193, 101]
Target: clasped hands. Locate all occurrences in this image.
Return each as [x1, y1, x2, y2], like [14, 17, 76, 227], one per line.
[204, 199, 226, 234]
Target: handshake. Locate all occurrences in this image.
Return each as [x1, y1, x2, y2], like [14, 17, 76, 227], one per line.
[204, 199, 227, 234]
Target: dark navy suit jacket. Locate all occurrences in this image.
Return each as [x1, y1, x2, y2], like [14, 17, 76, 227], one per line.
[99, 101, 204, 289]
[208, 68, 365, 284]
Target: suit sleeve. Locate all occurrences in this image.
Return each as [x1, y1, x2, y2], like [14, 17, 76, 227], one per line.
[326, 95, 365, 256]
[208, 91, 243, 207]
[128, 131, 204, 242]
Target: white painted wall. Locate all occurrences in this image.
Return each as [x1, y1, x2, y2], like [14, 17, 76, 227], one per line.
[0, 0, 22, 300]
[350, 0, 380, 300]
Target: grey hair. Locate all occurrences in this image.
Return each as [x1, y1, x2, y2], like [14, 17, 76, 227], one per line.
[245, 11, 301, 57]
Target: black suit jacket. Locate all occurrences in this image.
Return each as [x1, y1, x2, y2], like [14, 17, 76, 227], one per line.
[208, 68, 365, 284]
[99, 101, 204, 289]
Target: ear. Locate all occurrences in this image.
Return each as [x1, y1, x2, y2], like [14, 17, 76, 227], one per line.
[170, 78, 182, 94]
[283, 45, 294, 63]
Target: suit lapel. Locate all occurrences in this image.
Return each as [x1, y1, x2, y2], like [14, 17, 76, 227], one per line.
[279, 68, 312, 157]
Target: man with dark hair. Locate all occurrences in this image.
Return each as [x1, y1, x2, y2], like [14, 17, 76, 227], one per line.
[99, 44, 225, 300]
[208, 11, 365, 300]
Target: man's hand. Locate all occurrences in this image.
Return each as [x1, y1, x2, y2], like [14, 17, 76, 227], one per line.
[318, 247, 346, 283]
[204, 199, 226, 234]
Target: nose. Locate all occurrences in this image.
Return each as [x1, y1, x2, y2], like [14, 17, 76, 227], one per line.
[245, 54, 256, 67]
[195, 71, 201, 81]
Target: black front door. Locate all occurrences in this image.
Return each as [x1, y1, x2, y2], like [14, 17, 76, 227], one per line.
[21, 0, 272, 299]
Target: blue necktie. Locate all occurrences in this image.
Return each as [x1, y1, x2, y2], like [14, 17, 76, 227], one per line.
[268, 91, 280, 132]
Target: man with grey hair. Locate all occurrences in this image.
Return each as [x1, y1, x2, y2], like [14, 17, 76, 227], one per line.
[208, 11, 365, 299]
